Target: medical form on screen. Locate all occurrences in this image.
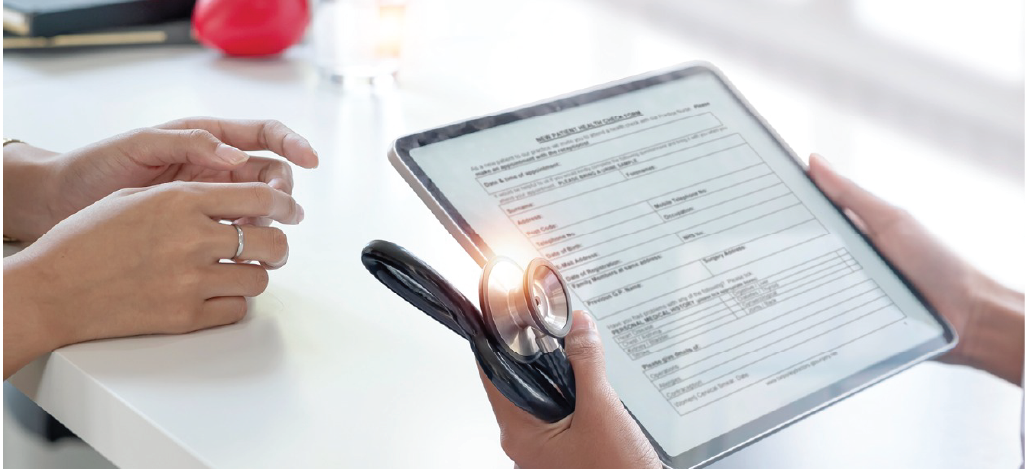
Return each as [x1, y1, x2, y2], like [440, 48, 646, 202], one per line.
[406, 70, 945, 456]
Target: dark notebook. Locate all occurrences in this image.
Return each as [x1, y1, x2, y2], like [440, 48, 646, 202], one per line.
[3, 0, 195, 37]
[3, 19, 196, 50]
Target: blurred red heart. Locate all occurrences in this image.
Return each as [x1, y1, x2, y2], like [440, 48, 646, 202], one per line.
[192, 0, 310, 57]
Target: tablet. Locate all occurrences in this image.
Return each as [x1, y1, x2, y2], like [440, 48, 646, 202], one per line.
[389, 62, 956, 468]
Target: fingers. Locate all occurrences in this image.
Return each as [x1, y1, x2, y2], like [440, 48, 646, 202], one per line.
[478, 310, 618, 431]
[230, 156, 295, 194]
[195, 183, 305, 224]
[140, 181, 300, 261]
[192, 266, 269, 331]
[807, 154, 905, 235]
[157, 117, 319, 169]
[222, 157, 295, 228]
[562, 310, 619, 409]
[477, 363, 553, 466]
[475, 309, 610, 419]
[478, 365, 545, 431]
[197, 297, 249, 330]
[119, 128, 250, 170]
[202, 264, 270, 297]
[217, 223, 289, 268]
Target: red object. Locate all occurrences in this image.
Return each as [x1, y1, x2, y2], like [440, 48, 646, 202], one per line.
[192, 0, 309, 57]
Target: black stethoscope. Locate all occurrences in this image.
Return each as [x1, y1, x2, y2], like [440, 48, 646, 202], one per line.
[361, 240, 577, 422]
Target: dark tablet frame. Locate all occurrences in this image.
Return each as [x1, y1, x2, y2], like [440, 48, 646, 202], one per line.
[390, 62, 957, 468]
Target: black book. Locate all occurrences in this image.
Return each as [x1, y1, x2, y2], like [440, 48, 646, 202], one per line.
[3, 0, 195, 37]
[3, 19, 196, 50]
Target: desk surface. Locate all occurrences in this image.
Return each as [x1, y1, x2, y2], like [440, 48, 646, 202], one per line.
[4, 0, 1022, 467]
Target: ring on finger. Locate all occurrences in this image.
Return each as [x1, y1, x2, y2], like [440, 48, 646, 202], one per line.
[232, 224, 245, 260]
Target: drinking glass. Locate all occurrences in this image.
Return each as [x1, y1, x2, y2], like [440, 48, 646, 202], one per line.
[312, 0, 407, 84]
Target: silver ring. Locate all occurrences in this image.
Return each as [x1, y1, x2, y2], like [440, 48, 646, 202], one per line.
[232, 224, 245, 260]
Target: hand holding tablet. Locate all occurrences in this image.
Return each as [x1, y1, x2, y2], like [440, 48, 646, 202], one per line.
[384, 63, 959, 467]
[479, 309, 663, 469]
[471, 153, 1024, 469]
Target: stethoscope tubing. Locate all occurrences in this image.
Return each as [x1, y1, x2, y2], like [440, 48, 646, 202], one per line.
[361, 240, 576, 422]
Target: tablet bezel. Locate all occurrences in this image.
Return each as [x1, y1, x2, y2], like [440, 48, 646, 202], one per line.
[388, 61, 957, 468]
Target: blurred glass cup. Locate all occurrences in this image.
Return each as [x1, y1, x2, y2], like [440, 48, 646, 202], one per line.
[312, 0, 407, 84]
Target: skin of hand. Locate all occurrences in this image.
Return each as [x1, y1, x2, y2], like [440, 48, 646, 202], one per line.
[478, 154, 1023, 469]
[2, 117, 318, 241]
[807, 154, 1023, 384]
[2, 182, 303, 379]
[478, 310, 663, 469]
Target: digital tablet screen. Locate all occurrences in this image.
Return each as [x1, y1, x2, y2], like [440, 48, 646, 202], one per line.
[394, 64, 954, 467]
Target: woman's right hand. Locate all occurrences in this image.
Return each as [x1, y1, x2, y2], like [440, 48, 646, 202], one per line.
[479, 310, 662, 469]
[3, 181, 302, 378]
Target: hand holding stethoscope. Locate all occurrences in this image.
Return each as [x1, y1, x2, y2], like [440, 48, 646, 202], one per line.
[361, 240, 577, 422]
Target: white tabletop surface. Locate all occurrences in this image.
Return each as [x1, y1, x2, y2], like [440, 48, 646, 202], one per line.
[4, 0, 1023, 468]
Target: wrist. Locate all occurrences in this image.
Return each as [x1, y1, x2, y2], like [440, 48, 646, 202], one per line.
[960, 277, 1024, 384]
[3, 143, 63, 240]
[3, 252, 71, 378]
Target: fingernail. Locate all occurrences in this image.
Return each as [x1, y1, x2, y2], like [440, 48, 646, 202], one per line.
[272, 244, 289, 269]
[307, 142, 320, 168]
[811, 153, 832, 168]
[296, 204, 305, 223]
[269, 178, 285, 191]
[574, 310, 598, 332]
[215, 144, 248, 165]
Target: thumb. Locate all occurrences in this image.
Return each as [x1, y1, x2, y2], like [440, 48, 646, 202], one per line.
[117, 128, 250, 170]
[807, 153, 903, 235]
[563, 310, 617, 406]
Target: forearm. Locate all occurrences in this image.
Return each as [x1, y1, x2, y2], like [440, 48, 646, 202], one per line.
[962, 278, 1024, 385]
[3, 143, 61, 241]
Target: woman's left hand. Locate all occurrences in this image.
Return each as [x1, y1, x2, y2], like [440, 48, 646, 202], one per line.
[3, 117, 318, 240]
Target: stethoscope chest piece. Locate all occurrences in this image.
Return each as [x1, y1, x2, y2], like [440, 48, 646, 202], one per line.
[481, 256, 572, 363]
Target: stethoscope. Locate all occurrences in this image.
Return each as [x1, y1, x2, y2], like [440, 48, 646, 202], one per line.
[360, 239, 577, 422]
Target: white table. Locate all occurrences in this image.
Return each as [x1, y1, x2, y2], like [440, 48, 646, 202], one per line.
[4, 0, 1022, 467]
